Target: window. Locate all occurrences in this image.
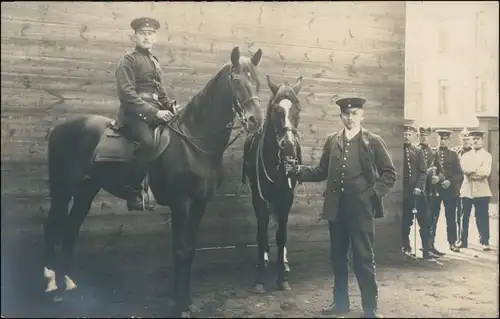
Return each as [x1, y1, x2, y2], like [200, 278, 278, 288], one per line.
[475, 10, 485, 49]
[438, 22, 448, 53]
[475, 76, 486, 112]
[438, 80, 449, 115]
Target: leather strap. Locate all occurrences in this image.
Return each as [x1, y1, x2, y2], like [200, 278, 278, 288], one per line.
[138, 92, 158, 100]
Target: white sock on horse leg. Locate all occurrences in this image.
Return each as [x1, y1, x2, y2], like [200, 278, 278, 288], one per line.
[284, 246, 288, 263]
[64, 275, 78, 291]
[44, 267, 58, 292]
[264, 251, 269, 262]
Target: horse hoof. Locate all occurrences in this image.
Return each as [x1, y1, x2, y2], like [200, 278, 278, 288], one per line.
[277, 280, 292, 291]
[187, 304, 198, 313]
[264, 260, 269, 268]
[284, 263, 291, 272]
[250, 283, 265, 294]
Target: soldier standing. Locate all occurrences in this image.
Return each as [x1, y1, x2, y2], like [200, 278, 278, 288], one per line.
[416, 126, 445, 257]
[402, 124, 433, 259]
[459, 130, 492, 251]
[455, 127, 473, 247]
[114, 17, 176, 211]
[429, 130, 463, 252]
[286, 97, 397, 318]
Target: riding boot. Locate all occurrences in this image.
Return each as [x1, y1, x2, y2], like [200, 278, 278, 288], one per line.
[125, 164, 155, 212]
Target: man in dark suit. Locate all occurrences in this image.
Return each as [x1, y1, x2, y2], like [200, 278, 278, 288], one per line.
[285, 97, 396, 318]
[416, 126, 445, 257]
[403, 124, 434, 259]
[429, 130, 463, 252]
[114, 17, 176, 211]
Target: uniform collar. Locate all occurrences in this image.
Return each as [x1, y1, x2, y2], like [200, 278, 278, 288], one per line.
[135, 46, 151, 56]
[343, 126, 361, 141]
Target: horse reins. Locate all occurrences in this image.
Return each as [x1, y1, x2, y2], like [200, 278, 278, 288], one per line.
[167, 66, 259, 155]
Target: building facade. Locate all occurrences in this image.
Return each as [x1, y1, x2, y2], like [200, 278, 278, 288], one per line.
[405, 1, 499, 202]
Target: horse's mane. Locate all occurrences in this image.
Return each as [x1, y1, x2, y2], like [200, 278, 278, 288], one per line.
[178, 64, 232, 122]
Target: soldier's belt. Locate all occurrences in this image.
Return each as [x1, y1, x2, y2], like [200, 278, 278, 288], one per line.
[138, 92, 159, 101]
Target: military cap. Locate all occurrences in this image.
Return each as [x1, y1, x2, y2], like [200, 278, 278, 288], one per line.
[419, 126, 432, 135]
[469, 130, 485, 137]
[335, 97, 366, 112]
[460, 127, 470, 137]
[130, 17, 160, 32]
[404, 124, 418, 132]
[436, 129, 453, 138]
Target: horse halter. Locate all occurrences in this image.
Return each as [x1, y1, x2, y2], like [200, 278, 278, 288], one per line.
[228, 68, 260, 132]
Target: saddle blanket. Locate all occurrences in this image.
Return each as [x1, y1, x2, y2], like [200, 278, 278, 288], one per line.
[93, 122, 171, 163]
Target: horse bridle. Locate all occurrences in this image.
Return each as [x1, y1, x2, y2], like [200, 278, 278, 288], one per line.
[254, 100, 302, 202]
[168, 65, 260, 154]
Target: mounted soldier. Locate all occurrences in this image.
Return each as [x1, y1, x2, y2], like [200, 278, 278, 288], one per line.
[114, 17, 176, 211]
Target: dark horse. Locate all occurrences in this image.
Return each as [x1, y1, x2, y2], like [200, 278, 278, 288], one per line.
[242, 75, 303, 293]
[43, 46, 263, 317]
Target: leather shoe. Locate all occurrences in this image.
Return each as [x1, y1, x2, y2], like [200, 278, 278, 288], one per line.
[320, 303, 349, 317]
[364, 310, 384, 318]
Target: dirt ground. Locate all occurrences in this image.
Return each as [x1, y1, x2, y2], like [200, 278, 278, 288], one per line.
[1, 212, 498, 318]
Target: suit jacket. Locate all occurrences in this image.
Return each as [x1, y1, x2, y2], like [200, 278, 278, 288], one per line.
[404, 144, 427, 198]
[435, 147, 463, 198]
[298, 128, 397, 221]
[460, 148, 492, 198]
[114, 48, 173, 128]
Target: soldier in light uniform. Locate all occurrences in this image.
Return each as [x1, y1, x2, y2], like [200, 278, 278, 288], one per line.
[429, 130, 463, 252]
[459, 130, 492, 251]
[286, 97, 397, 318]
[402, 124, 433, 259]
[454, 127, 473, 247]
[114, 17, 176, 211]
[416, 126, 444, 257]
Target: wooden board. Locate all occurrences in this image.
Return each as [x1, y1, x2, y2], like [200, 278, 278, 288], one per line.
[1, 2, 405, 235]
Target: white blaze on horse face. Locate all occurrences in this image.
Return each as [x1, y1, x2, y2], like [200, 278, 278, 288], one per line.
[278, 99, 295, 143]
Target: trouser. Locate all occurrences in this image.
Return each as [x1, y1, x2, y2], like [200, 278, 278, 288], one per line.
[122, 119, 156, 191]
[402, 196, 430, 251]
[461, 197, 491, 246]
[328, 188, 378, 313]
[430, 195, 458, 245]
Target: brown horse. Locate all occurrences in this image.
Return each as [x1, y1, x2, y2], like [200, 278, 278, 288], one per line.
[242, 75, 303, 293]
[43, 46, 263, 317]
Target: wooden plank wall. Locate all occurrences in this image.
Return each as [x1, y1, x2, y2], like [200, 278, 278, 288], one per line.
[1, 2, 405, 246]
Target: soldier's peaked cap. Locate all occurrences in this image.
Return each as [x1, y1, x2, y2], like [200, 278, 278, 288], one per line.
[436, 129, 453, 137]
[130, 17, 160, 32]
[335, 97, 366, 112]
[469, 130, 485, 137]
[419, 126, 432, 135]
[404, 124, 417, 132]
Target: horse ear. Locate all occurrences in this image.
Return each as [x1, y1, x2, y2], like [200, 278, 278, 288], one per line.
[292, 76, 303, 94]
[251, 48, 262, 66]
[231, 46, 240, 67]
[266, 75, 279, 95]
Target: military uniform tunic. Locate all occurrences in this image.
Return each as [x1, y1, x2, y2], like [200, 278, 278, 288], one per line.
[429, 147, 463, 245]
[335, 133, 370, 194]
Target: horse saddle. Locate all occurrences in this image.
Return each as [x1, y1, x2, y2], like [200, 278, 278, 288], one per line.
[93, 120, 170, 163]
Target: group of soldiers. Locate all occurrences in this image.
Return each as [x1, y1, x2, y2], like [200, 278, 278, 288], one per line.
[403, 123, 493, 260]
